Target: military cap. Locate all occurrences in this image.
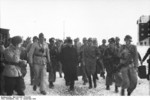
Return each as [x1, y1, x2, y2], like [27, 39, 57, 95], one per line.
[49, 37, 55, 43]
[66, 37, 72, 44]
[83, 37, 87, 41]
[11, 36, 23, 46]
[115, 37, 120, 41]
[102, 39, 106, 43]
[33, 36, 38, 41]
[108, 38, 115, 43]
[124, 35, 132, 42]
[88, 38, 93, 42]
[39, 33, 44, 38]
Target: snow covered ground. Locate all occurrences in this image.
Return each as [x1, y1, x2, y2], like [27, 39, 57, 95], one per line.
[24, 46, 150, 96]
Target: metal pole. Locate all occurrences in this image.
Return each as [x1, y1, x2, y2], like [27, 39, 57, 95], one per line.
[63, 20, 65, 41]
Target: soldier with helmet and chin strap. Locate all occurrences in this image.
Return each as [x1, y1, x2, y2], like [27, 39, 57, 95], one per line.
[119, 35, 138, 96]
[29, 33, 51, 95]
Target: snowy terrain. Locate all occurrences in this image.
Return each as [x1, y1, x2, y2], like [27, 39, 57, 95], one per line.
[24, 46, 150, 96]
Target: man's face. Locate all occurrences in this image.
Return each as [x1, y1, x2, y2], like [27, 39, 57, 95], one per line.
[110, 42, 115, 48]
[88, 41, 93, 46]
[116, 39, 120, 44]
[125, 40, 131, 45]
[102, 41, 106, 44]
[33, 39, 38, 43]
[83, 40, 87, 44]
[39, 37, 44, 43]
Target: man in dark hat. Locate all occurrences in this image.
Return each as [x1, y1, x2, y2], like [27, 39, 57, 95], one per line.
[60, 37, 78, 91]
[48, 37, 59, 88]
[3, 36, 27, 95]
[119, 35, 138, 96]
[29, 33, 51, 95]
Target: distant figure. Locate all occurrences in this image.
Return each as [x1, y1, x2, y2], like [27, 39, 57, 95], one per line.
[29, 33, 51, 95]
[26, 36, 38, 85]
[80, 37, 88, 85]
[98, 39, 107, 79]
[141, 47, 150, 80]
[60, 38, 78, 91]
[119, 35, 138, 96]
[48, 38, 58, 88]
[55, 39, 63, 78]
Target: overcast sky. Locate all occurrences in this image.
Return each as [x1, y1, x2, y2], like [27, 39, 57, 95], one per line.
[0, 0, 150, 44]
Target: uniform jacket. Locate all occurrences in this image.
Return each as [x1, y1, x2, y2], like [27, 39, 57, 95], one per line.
[83, 45, 99, 75]
[28, 42, 50, 65]
[3, 45, 22, 77]
[119, 44, 138, 68]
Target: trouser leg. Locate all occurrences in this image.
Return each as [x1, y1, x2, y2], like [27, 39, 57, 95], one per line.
[4, 76, 16, 95]
[127, 67, 137, 96]
[15, 77, 25, 95]
[70, 81, 74, 90]
[29, 64, 34, 85]
[93, 72, 97, 88]
[40, 65, 47, 92]
[88, 75, 92, 89]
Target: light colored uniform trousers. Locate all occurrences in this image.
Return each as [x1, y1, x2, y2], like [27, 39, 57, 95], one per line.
[120, 65, 138, 93]
[33, 64, 47, 92]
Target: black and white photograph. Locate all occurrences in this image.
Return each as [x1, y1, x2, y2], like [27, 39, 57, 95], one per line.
[0, 0, 150, 97]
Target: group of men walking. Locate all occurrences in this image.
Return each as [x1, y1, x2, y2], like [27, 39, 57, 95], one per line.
[0, 33, 149, 96]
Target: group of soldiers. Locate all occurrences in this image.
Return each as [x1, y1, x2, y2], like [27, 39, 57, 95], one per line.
[0, 33, 149, 96]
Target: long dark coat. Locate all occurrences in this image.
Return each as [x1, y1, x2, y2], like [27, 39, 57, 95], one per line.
[60, 45, 78, 81]
[83, 45, 99, 76]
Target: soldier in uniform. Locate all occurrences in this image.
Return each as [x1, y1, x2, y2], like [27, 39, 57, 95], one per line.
[82, 38, 99, 89]
[98, 39, 107, 79]
[92, 38, 101, 80]
[29, 33, 51, 95]
[113, 37, 122, 93]
[80, 37, 88, 85]
[119, 35, 138, 96]
[26, 36, 38, 85]
[48, 38, 59, 88]
[55, 39, 63, 78]
[60, 38, 78, 91]
[74, 38, 82, 55]
[2, 36, 27, 95]
[104, 38, 118, 90]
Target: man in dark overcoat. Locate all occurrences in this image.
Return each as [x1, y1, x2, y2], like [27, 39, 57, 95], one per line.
[82, 38, 99, 89]
[60, 37, 78, 91]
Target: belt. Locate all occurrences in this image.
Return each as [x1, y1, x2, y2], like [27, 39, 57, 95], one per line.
[4, 61, 19, 66]
[34, 54, 47, 57]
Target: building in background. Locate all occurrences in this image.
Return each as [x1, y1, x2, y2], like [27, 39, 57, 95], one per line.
[137, 15, 150, 46]
[0, 28, 10, 61]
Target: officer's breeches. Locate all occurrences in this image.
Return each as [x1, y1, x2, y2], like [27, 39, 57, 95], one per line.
[120, 66, 137, 92]
[33, 64, 47, 91]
